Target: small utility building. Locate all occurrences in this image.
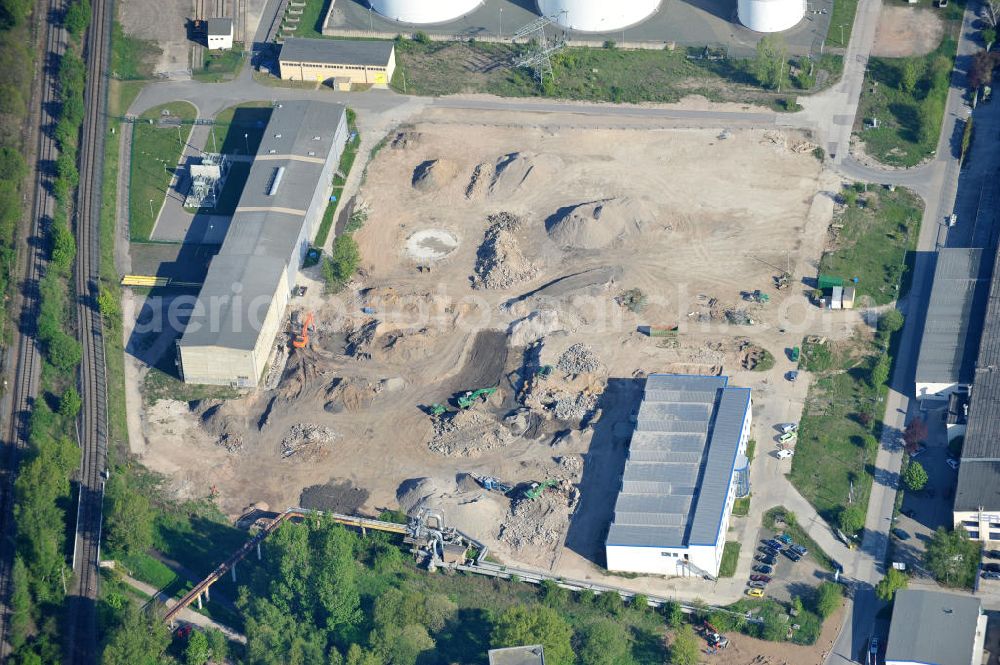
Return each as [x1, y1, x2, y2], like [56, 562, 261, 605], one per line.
[487, 646, 545, 665]
[279, 38, 396, 86]
[915, 248, 989, 401]
[606, 374, 752, 578]
[177, 101, 348, 387]
[885, 589, 985, 665]
[207, 18, 234, 50]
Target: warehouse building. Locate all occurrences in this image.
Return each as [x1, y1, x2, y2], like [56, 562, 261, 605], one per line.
[177, 101, 348, 387]
[915, 248, 989, 401]
[207, 18, 234, 50]
[954, 242, 1000, 542]
[884, 589, 985, 665]
[606, 374, 752, 578]
[278, 38, 396, 86]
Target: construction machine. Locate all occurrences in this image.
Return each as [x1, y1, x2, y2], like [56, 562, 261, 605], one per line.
[457, 386, 498, 409]
[522, 479, 558, 500]
[473, 474, 513, 494]
[429, 404, 448, 416]
[292, 311, 314, 348]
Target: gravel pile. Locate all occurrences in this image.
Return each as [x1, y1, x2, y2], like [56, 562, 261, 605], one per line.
[498, 494, 567, 552]
[472, 212, 537, 290]
[556, 343, 602, 375]
[281, 423, 338, 458]
[553, 392, 597, 421]
[428, 410, 513, 457]
[217, 432, 244, 453]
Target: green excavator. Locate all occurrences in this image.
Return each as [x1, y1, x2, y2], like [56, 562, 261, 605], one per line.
[522, 479, 559, 500]
[457, 386, 498, 409]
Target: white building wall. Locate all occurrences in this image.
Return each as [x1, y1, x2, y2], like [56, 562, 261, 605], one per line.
[537, 0, 660, 32]
[916, 380, 961, 401]
[208, 33, 233, 49]
[955, 510, 1000, 543]
[371, 0, 482, 24]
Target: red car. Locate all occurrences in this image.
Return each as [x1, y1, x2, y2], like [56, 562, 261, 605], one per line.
[750, 574, 771, 583]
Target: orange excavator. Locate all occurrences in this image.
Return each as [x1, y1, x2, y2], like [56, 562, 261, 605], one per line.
[292, 311, 314, 348]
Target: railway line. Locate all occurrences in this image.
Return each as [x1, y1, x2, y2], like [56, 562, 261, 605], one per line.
[64, 0, 114, 657]
[0, 0, 70, 657]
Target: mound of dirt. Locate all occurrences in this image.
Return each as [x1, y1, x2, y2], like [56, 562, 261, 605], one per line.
[428, 409, 514, 457]
[556, 343, 603, 375]
[498, 494, 568, 553]
[509, 309, 560, 347]
[396, 477, 445, 514]
[472, 212, 537, 290]
[300, 480, 369, 514]
[412, 159, 458, 193]
[545, 197, 652, 250]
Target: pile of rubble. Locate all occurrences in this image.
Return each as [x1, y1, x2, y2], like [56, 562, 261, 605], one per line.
[217, 432, 244, 453]
[552, 391, 598, 422]
[498, 494, 569, 552]
[556, 343, 602, 375]
[428, 409, 514, 457]
[281, 423, 338, 459]
[472, 212, 537, 290]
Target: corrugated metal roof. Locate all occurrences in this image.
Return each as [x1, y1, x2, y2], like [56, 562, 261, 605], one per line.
[954, 461, 1000, 512]
[885, 590, 980, 665]
[279, 37, 395, 67]
[607, 374, 750, 549]
[206, 18, 233, 35]
[179, 101, 345, 353]
[915, 248, 988, 387]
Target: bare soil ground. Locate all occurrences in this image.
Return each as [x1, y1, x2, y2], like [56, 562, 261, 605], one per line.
[713, 604, 847, 665]
[138, 114, 841, 572]
[871, 7, 944, 57]
[119, 0, 193, 77]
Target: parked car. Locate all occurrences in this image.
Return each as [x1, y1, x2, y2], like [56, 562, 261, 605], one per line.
[981, 571, 1000, 580]
[892, 528, 909, 541]
[778, 423, 798, 434]
[753, 564, 774, 575]
[986, 549, 1000, 560]
[783, 549, 802, 562]
[981, 563, 1000, 573]
[755, 554, 776, 564]
[777, 449, 794, 460]
[777, 534, 792, 545]
[947, 458, 960, 470]
[790, 544, 808, 556]
[747, 588, 765, 597]
[786, 370, 799, 382]
[748, 580, 767, 589]
[759, 546, 779, 557]
[948, 213, 958, 227]
[763, 539, 784, 551]
[750, 574, 772, 583]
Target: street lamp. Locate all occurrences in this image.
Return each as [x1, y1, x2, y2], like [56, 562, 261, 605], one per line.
[149, 199, 154, 218]
[499, 7, 503, 39]
[244, 132, 249, 154]
[369, 6, 373, 32]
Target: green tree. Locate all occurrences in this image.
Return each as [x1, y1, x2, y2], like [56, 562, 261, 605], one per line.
[422, 593, 457, 632]
[46, 331, 82, 372]
[539, 579, 568, 608]
[9, 557, 31, 650]
[491, 606, 574, 665]
[925, 527, 980, 588]
[870, 354, 890, 387]
[185, 629, 210, 665]
[753, 35, 788, 89]
[840, 504, 866, 535]
[903, 461, 929, 491]
[631, 593, 649, 612]
[880, 309, 905, 334]
[98, 286, 120, 321]
[596, 590, 624, 616]
[579, 619, 634, 665]
[0, 146, 27, 181]
[59, 387, 82, 419]
[661, 600, 684, 628]
[101, 603, 171, 665]
[204, 628, 228, 664]
[813, 582, 842, 618]
[875, 568, 909, 601]
[670, 624, 702, 665]
[900, 59, 919, 94]
[104, 475, 154, 556]
[345, 644, 381, 665]
[323, 235, 360, 292]
[984, 28, 997, 49]
[312, 521, 363, 631]
[64, 0, 91, 36]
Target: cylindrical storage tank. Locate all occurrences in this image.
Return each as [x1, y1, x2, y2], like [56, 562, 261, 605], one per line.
[738, 0, 805, 32]
[371, 0, 482, 24]
[535, 0, 660, 32]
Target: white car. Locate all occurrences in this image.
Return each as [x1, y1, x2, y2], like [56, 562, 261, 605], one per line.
[777, 449, 794, 460]
[778, 423, 798, 434]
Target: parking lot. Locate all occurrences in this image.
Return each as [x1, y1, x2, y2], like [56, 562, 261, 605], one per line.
[891, 407, 958, 575]
[745, 529, 834, 604]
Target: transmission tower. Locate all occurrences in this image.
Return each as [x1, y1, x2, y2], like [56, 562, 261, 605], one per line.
[511, 14, 565, 82]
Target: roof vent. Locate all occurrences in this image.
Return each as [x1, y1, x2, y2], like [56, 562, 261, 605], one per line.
[268, 149, 276, 154]
[267, 166, 285, 196]
[313, 136, 321, 140]
[274, 133, 282, 139]
[307, 151, 316, 156]
[943, 608, 954, 614]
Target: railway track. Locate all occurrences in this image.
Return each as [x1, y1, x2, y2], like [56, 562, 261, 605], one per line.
[65, 0, 114, 656]
[0, 0, 70, 657]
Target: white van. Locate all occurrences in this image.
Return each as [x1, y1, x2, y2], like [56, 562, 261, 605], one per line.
[777, 449, 794, 460]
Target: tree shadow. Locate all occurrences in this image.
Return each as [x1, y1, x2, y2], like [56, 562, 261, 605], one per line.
[433, 607, 491, 664]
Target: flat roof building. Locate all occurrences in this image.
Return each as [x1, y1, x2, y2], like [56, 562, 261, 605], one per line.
[885, 589, 985, 665]
[177, 101, 348, 387]
[954, 241, 1000, 543]
[915, 248, 989, 401]
[279, 38, 396, 86]
[606, 374, 752, 578]
[207, 18, 234, 50]
[487, 645, 545, 665]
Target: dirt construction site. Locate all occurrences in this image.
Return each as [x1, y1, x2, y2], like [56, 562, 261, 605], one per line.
[141, 111, 846, 581]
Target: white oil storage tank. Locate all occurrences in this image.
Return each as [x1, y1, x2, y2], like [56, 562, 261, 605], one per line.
[371, 0, 483, 24]
[738, 0, 806, 32]
[535, 0, 660, 32]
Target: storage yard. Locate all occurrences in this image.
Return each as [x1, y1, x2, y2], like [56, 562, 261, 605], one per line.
[138, 114, 844, 576]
